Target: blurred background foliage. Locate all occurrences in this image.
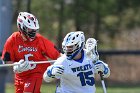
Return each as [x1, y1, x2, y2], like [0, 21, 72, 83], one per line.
[12, 0, 140, 50]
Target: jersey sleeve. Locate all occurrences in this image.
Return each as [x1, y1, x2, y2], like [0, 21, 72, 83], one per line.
[40, 36, 60, 60]
[53, 55, 67, 67]
[1, 36, 15, 62]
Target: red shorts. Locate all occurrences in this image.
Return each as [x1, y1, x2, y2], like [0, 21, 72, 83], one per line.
[15, 77, 42, 93]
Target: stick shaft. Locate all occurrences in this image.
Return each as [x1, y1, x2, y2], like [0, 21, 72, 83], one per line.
[0, 60, 56, 67]
[86, 38, 107, 93]
[101, 80, 107, 93]
[95, 45, 107, 93]
[30, 60, 55, 64]
[99, 71, 107, 93]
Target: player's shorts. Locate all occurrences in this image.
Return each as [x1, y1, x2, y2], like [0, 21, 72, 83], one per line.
[15, 77, 42, 93]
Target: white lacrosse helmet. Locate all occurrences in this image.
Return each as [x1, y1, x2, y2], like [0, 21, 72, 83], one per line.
[62, 31, 85, 60]
[17, 12, 39, 41]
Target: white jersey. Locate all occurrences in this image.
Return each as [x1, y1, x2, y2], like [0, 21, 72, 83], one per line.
[54, 50, 96, 93]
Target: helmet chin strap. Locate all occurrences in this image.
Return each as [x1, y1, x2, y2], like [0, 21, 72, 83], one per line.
[67, 49, 80, 60]
[20, 31, 35, 42]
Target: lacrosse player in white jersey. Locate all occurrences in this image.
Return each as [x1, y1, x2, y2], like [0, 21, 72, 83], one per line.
[43, 31, 110, 93]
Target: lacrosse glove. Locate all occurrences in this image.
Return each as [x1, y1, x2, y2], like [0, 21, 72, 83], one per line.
[13, 59, 31, 73]
[94, 60, 110, 78]
[43, 65, 64, 82]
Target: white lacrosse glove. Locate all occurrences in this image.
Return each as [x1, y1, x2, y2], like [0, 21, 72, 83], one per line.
[85, 38, 98, 62]
[13, 59, 31, 73]
[94, 60, 110, 78]
[43, 65, 64, 82]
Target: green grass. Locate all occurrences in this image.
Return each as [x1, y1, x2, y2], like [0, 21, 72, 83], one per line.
[6, 83, 140, 93]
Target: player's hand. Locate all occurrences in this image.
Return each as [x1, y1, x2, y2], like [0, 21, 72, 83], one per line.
[47, 65, 64, 78]
[13, 59, 31, 73]
[94, 60, 110, 78]
[43, 65, 64, 82]
[94, 61, 105, 73]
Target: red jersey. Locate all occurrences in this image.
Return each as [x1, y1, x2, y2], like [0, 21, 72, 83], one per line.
[2, 32, 60, 79]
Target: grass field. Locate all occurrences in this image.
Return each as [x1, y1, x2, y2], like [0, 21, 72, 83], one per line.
[6, 83, 140, 93]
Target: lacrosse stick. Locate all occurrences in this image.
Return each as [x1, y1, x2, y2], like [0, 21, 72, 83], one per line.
[86, 38, 107, 93]
[0, 60, 56, 67]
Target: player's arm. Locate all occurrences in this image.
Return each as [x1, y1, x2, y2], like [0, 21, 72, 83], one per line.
[2, 52, 13, 64]
[41, 37, 62, 59]
[1, 36, 15, 64]
[2, 52, 32, 73]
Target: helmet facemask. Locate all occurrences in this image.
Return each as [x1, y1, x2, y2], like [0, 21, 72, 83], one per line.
[22, 25, 38, 40]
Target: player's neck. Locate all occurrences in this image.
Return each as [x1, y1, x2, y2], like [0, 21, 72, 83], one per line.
[21, 33, 35, 42]
[73, 52, 82, 60]
[21, 34, 28, 41]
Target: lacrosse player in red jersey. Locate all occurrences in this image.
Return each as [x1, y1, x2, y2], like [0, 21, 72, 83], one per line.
[1, 12, 61, 93]
[43, 31, 110, 93]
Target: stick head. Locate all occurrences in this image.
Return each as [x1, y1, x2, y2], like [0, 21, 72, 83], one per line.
[85, 38, 97, 53]
[85, 38, 99, 63]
